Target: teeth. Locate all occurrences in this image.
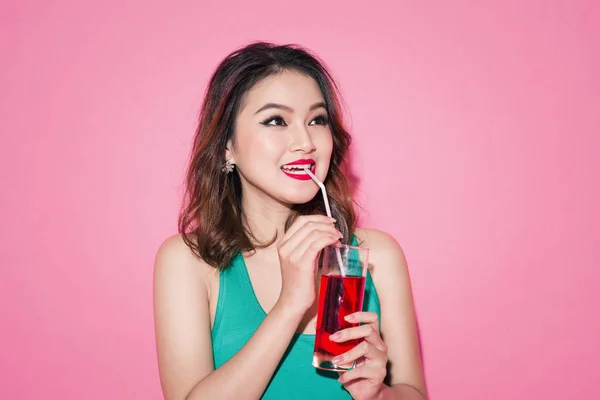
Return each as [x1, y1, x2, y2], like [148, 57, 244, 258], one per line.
[281, 164, 314, 174]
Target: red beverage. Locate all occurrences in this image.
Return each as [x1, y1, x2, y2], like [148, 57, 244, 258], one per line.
[314, 274, 366, 364]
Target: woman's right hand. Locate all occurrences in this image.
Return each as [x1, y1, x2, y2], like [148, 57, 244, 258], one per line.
[276, 215, 343, 315]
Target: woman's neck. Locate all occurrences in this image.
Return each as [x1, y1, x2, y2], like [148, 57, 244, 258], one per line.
[241, 191, 293, 246]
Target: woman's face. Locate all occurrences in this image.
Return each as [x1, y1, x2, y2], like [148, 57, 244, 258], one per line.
[228, 69, 333, 206]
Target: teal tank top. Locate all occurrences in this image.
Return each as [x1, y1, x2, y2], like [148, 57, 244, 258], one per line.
[211, 237, 381, 399]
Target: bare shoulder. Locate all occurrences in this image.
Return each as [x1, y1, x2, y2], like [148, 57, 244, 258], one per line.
[155, 233, 201, 268]
[153, 233, 219, 311]
[154, 233, 216, 283]
[153, 234, 218, 399]
[354, 227, 408, 277]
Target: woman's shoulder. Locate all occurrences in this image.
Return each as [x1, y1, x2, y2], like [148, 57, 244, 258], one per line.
[353, 227, 409, 277]
[154, 233, 217, 283]
[354, 227, 407, 260]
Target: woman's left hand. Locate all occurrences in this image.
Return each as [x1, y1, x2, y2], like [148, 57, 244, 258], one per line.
[330, 311, 388, 400]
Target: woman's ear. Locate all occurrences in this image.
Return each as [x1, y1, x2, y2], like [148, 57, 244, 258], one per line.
[225, 141, 236, 164]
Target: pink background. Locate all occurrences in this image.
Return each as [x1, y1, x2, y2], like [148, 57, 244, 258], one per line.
[1, 0, 598, 399]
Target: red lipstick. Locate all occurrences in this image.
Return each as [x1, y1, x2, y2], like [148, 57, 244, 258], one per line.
[281, 159, 316, 181]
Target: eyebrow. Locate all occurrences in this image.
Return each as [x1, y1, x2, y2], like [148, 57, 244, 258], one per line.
[254, 102, 327, 115]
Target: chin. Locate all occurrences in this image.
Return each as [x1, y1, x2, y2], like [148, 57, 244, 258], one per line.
[278, 187, 320, 206]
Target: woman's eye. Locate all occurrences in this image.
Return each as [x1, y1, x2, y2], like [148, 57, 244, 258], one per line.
[309, 115, 329, 125]
[261, 116, 287, 126]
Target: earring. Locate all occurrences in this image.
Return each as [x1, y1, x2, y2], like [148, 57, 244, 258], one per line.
[222, 156, 234, 174]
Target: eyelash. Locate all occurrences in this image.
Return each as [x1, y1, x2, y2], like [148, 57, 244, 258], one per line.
[260, 114, 330, 127]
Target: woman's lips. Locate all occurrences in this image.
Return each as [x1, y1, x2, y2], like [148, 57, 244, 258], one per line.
[281, 163, 316, 180]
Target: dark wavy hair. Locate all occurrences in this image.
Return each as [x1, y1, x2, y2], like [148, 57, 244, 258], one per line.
[178, 41, 357, 269]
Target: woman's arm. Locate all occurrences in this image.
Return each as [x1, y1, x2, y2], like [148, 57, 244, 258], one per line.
[379, 384, 427, 400]
[153, 235, 303, 400]
[357, 228, 428, 399]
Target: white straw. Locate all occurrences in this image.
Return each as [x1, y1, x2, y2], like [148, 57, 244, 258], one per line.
[304, 169, 333, 218]
[304, 168, 345, 275]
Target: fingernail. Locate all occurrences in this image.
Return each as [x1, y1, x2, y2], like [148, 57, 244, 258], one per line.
[330, 332, 341, 340]
[332, 355, 343, 364]
[344, 314, 355, 322]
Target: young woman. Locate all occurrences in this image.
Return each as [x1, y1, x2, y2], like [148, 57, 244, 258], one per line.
[154, 42, 427, 400]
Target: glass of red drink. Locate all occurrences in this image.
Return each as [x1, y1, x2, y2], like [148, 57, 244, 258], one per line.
[313, 243, 369, 371]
